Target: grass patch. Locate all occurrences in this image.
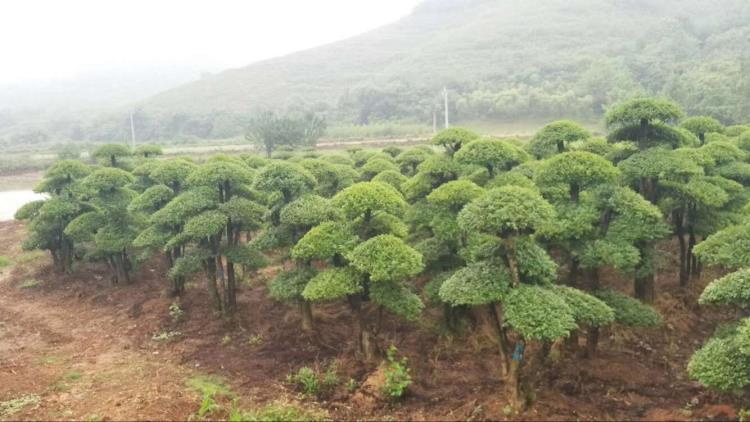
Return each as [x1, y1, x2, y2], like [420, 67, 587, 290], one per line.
[187, 375, 235, 418]
[0, 394, 41, 417]
[151, 330, 182, 342]
[16, 251, 46, 265]
[229, 400, 328, 422]
[0, 256, 11, 268]
[18, 279, 43, 289]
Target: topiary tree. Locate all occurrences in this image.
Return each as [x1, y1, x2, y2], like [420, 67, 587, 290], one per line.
[15, 160, 91, 273]
[395, 146, 433, 176]
[688, 227, 750, 393]
[432, 127, 480, 156]
[91, 144, 132, 168]
[360, 157, 399, 181]
[134, 144, 163, 159]
[298, 158, 358, 197]
[681, 116, 724, 146]
[606, 98, 685, 151]
[454, 138, 529, 178]
[440, 186, 599, 406]
[297, 182, 424, 360]
[64, 168, 140, 284]
[529, 120, 591, 158]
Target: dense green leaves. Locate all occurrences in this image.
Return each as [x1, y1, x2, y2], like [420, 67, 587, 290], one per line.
[594, 289, 662, 327]
[699, 269, 750, 308]
[503, 285, 577, 341]
[438, 261, 511, 306]
[348, 235, 423, 282]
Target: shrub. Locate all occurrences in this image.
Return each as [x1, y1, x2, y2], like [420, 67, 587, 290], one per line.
[381, 345, 412, 400]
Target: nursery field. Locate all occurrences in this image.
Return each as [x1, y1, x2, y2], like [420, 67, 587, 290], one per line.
[2, 98, 750, 420]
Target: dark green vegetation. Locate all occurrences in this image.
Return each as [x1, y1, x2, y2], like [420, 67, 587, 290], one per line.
[15, 98, 750, 409]
[2, 0, 750, 147]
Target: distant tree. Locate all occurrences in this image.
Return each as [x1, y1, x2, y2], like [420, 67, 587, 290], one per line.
[680, 116, 724, 146]
[395, 146, 433, 176]
[134, 144, 164, 159]
[529, 120, 591, 158]
[91, 144, 132, 168]
[455, 138, 529, 177]
[246, 112, 326, 157]
[432, 127, 480, 156]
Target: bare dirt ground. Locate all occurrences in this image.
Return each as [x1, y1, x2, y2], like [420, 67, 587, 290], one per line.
[0, 220, 746, 421]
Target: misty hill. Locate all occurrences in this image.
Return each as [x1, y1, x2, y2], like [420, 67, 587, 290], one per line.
[137, 0, 750, 131]
[3, 0, 750, 145]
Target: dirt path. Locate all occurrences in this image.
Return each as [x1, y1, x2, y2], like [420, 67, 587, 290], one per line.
[0, 222, 198, 421]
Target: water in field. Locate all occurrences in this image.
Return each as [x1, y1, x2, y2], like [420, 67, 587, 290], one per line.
[0, 190, 47, 221]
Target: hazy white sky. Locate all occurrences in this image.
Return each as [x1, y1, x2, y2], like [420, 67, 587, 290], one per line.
[0, 0, 422, 84]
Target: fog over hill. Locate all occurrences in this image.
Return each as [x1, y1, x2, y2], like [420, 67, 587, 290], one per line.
[2, 0, 750, 144]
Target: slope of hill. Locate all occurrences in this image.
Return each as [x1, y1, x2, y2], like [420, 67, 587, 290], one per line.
[139, 0, 750, 128]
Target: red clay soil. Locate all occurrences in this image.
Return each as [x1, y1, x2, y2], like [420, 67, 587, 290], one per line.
[0, 220, 746, 420]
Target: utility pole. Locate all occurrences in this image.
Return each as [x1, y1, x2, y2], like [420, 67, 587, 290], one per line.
[129, 112, 136, 149]
[443, 87, 450, 129]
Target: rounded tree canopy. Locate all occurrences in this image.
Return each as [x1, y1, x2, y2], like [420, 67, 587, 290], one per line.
[694, 224, 750, 270]
[253, 161, 316, 200]
[188, 160, 254, 189]
[458, 186, 555, 237]
[426, 179, 485, 211]
[371, 170, 408, 191]
[150, 158, 197, 188]
[594, 289, 662, 327]
[553, 285, 615, 327]
[291, 221, 358, 261]
[331, 181, 406, 220]
[454, 138, 529, 174]
[369, 281, 424, 320]
[687, 333, 750, 392]
[219, 196, 266, 230]
[530, 120, 591, 157]
[438, 261, 511, 306]
[348, 234, 423, 282]
[134, 144, 163, 158]
[699, 140, 746, 165]
[698, 269, 750, 308]
[150, 187, 218, 226]
[618, 148, 703, 185]
[128, 185, 174, 213]
[81, 167, 134, 192]
[91, 144, 132, 160]
[605, 98, 684, 129]
[268, 267, 317, 302]
[681, 116, 724, 138]
[395, 147, 433, 173]
[360, 158, 399, 180]
[302, 267, 364, 301]
[382, 145, 402, 157]
[535, 151, 619, 196]
[279, 195, 338, 228]
[503, 285, 577, 341]
[432, 127, 480, 154]
[35, 160, 91, 194]
[183, 210, 228, 239]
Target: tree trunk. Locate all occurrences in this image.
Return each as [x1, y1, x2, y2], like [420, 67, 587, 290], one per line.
[348, 295, 376, 361]
[568, 256, 579, 287]
[588, 267, 601, 291]
[225, 260, 237, 314]
[505, 238, 521, 287]
[507, 341, 526, 408]
[300, 301, 314, 332]
[205, 259, 223, 312]
[565, 329, 579, 353]
[634, 273, 655, 303]
[488, 303, 510, 378]
[678, 233, 688, 287]
[586, 326, 600, 358]
[634, 243, 656, 303]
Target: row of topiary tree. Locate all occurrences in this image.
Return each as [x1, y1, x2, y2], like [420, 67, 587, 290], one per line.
[16, 98, 750, 406]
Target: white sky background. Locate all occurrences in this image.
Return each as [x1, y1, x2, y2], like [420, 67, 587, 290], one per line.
[0, 0, 422, 84]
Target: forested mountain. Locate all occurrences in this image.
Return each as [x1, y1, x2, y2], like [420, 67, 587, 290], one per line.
[3, 0, 750, 144]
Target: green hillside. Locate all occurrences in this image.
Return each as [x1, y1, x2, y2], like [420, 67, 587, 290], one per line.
[137, 0, 750, 129]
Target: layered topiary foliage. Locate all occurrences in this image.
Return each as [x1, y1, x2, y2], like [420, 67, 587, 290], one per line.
[15, 160, 91, 273]
[690, 227, 750, 393]
[395, 146, 433, 176]
[91, 144, 133, 168]
[298, 181, 424, 360]
[529, 120, 591, 158]
[455, 138, 529, 177]
[134, 144, 164, 159]
[64, 168, 140, 283]
[680, 116, 724, 146]
[432, 127, 479, 156]
[440, 185, 611, 406]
